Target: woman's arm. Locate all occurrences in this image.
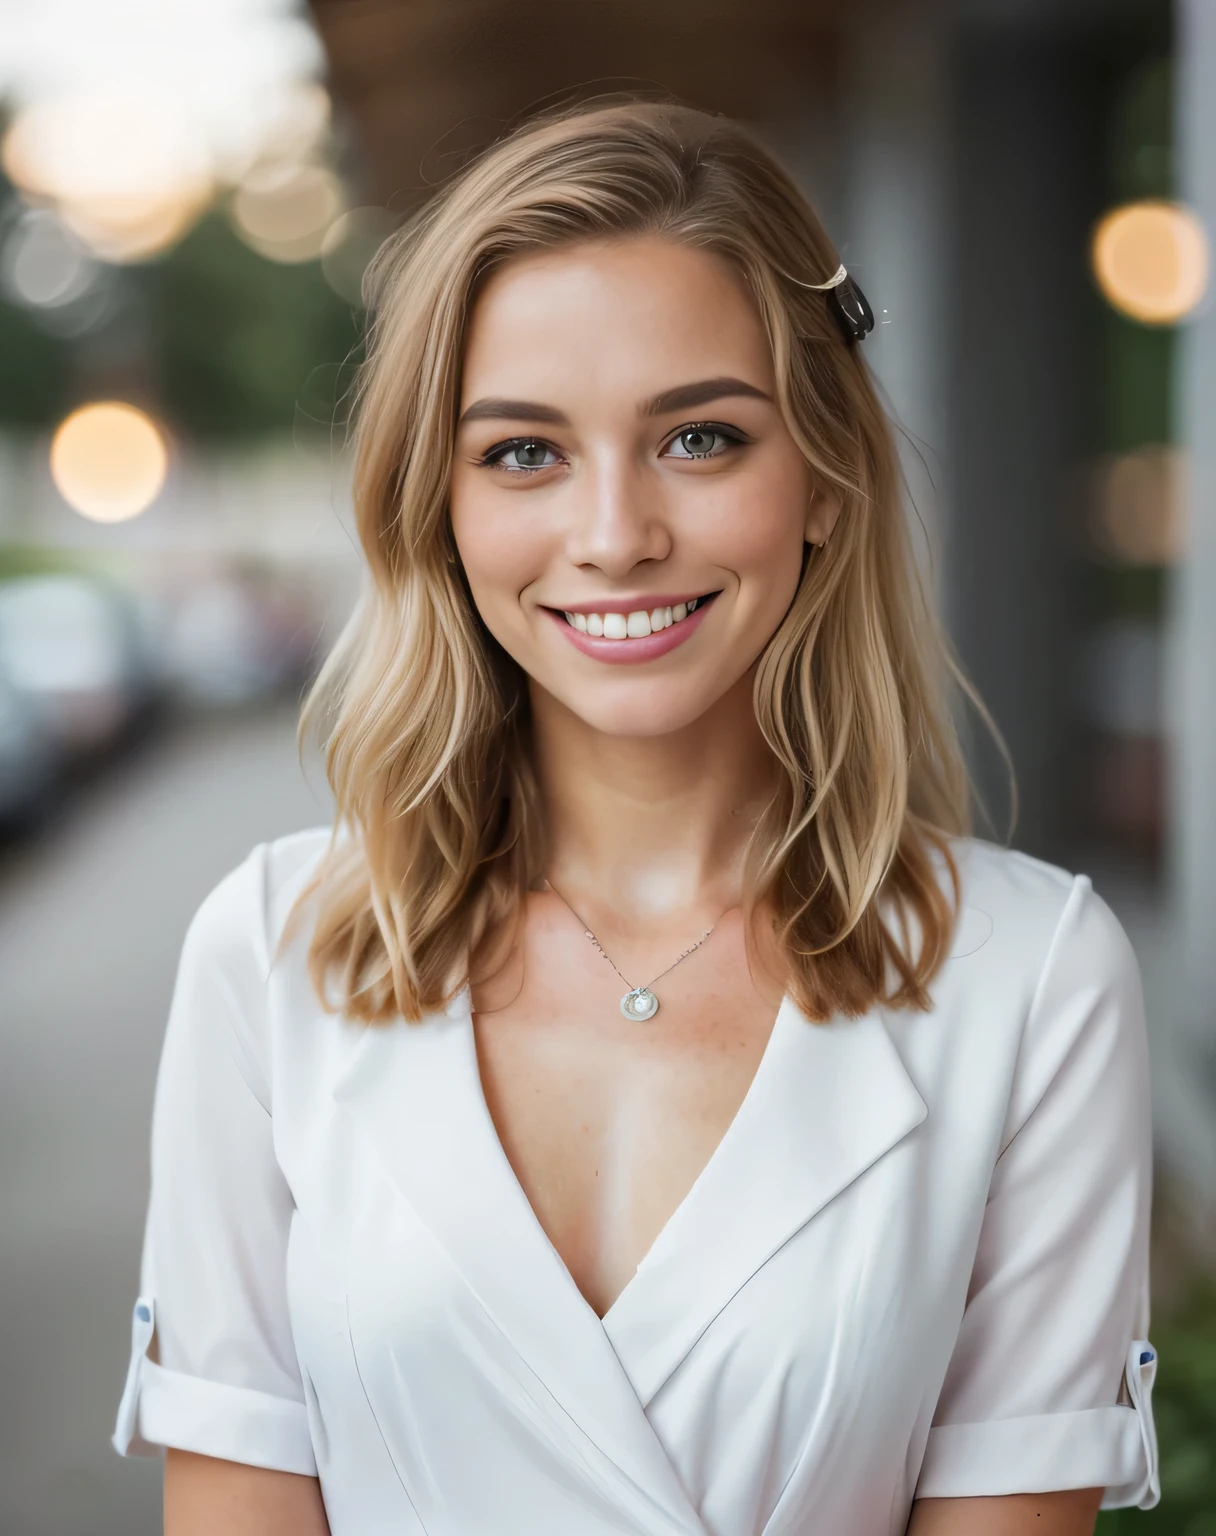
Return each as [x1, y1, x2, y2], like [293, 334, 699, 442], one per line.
[165, 1450, 330, 1536]
[907, 1488, 1104, 1536]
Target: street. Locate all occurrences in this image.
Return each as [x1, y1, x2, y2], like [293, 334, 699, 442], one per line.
[0, 703, 332, 1536]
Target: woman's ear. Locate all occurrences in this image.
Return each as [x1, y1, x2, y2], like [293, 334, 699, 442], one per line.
[804, 485, 842, 547]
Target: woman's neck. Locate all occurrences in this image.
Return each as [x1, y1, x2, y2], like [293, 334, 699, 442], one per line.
[530, 671, 778, 936]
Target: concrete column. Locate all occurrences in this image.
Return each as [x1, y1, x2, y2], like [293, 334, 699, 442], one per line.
[1161, 0, 1216, 1226]
[837, 3, 954, 605]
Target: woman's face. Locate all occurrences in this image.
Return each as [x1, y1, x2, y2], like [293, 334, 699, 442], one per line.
[449, 236, 838, 738]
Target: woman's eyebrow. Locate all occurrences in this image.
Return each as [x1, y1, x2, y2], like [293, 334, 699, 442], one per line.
[643, 377, 772, 415]
[457, 377, 771, 429]
[458, 398, 570, 426]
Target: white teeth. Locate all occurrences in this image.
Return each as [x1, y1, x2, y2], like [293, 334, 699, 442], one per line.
[566, 599, 706, 639]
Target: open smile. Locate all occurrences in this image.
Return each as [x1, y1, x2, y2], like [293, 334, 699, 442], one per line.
[544, 591, 721, 663]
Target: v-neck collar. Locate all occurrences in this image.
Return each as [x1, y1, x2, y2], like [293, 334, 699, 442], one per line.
[600, 996, 928, 1404]
[331, 987, 927, 1524]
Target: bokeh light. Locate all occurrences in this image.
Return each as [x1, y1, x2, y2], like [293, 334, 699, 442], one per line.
[237, 83, 334, 179]
[320, 206, 397, 304]
[1089, 446, 1187, 566]
[1, 91, 213, 262]
[230, 161, 344, 263]
[0, 208, 96, 308]
[1091, 199, 1210, 325]
[49, 402, 168, 523]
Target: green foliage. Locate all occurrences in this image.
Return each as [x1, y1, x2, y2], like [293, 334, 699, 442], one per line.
[1109, 59, 1174, 205]
[1101, 311, 1174, 456]
[0, 545, 83, 581]
[1098, 1283, 1216, 1533]
[0, 283, 72, 426]
[138, 209, 364, 443]
[0, 188, 364, 444]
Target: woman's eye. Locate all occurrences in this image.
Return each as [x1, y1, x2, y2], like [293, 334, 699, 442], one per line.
[484, 439, 561, 472]
[664, 425, 740, 460]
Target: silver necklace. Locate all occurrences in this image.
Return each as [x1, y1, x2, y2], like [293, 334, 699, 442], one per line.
[545, 879, 719, 1020]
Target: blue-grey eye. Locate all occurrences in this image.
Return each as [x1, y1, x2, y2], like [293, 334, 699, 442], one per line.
[666, 427, 732, 460]
[495, 440, 558, 471]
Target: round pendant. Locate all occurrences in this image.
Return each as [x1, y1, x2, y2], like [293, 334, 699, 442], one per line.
[620, 987, 659, 1021]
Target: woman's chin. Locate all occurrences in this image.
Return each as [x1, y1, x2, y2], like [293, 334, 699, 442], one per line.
[536, 678, 734, 740]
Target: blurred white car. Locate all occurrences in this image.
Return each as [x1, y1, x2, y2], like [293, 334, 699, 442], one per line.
[0, 573, 156, 754]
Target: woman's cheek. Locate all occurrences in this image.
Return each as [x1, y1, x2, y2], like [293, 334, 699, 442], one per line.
[678, 473, 807, 582]
[453, 497, 548, 639]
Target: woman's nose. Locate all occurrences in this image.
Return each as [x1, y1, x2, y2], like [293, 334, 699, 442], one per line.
[563, 459, 671, 578]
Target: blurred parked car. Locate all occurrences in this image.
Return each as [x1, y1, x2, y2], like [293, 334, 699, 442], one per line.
[0, 656, 59, 827]
[0, 572, 158, 756]
[157, 571, 318, 705]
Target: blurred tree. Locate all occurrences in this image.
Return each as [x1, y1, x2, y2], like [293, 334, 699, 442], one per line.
[140, 209, 363, 443]
[0, 245, 73, 426]
[1094, 58, 1175, 634]
[0, 184, 363, 445]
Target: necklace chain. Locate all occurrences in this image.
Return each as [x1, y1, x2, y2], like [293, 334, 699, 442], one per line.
[544, 879, 719, 1019]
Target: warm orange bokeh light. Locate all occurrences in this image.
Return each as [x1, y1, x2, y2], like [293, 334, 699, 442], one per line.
[1092, 200, 1209, 325]
[50, 403, 168, 523]
[2, 93, 212, 262]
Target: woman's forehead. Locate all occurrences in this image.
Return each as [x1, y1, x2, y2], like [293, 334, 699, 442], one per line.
[459, 237, 773, 410]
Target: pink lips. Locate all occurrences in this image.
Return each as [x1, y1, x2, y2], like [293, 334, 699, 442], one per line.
[547, 597, 715, 664]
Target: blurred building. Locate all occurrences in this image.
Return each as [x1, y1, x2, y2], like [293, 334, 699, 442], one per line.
[306, 0, 1216, 1231]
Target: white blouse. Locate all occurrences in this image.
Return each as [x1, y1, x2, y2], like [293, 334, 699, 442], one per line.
[113, 828, 1160, 1535]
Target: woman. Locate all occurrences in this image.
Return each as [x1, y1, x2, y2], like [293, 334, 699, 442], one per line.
[113, 100, 1159, 1535]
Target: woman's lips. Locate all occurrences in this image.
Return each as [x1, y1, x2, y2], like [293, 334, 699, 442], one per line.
[546, 593, 718, 664]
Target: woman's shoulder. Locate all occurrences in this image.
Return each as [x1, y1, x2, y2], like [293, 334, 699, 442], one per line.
[940, 835, 1140, 1004]
[181, 824, 338, 986]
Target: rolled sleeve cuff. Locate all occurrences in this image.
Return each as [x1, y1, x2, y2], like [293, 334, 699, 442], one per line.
[111, 1298, 317, 1477]
[917, 1341, 1160, 1511]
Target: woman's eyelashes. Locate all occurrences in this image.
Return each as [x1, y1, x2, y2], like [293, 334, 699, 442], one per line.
[476, 421, 751, 475]
[478, 437, 563, 473]
[663, 423, 751, 460]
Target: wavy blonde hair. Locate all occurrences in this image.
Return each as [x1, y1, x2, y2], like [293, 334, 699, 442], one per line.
[291, 96, 971, 1024]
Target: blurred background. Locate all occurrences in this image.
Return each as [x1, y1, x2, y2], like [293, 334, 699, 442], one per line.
[0, 0, 1212, 1530]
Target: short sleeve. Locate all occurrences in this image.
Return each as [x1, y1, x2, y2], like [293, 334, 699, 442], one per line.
[916, 875, 1159, 1510]
[111, 844, 316, 1476]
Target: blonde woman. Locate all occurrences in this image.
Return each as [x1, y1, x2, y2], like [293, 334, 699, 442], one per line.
[113, 100, 1159, 1536]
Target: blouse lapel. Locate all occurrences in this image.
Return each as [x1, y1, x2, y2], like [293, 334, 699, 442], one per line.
[601, 997, 929, 1407]
[331, 990, 709, 1536]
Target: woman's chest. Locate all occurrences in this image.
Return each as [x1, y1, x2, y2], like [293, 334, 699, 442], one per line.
[471, 946, 781, 1320]
[270, 991, 1009, 1535]
[284, 1112, 968, 1536]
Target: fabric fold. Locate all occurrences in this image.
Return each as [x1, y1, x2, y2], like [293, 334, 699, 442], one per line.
[111, 1295, 316, 1476]
[916, 1336, 1160, 1510]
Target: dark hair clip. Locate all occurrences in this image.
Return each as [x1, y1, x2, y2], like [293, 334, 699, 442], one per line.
[829, 273, 874, 344]
[799, 263, 875, 345]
